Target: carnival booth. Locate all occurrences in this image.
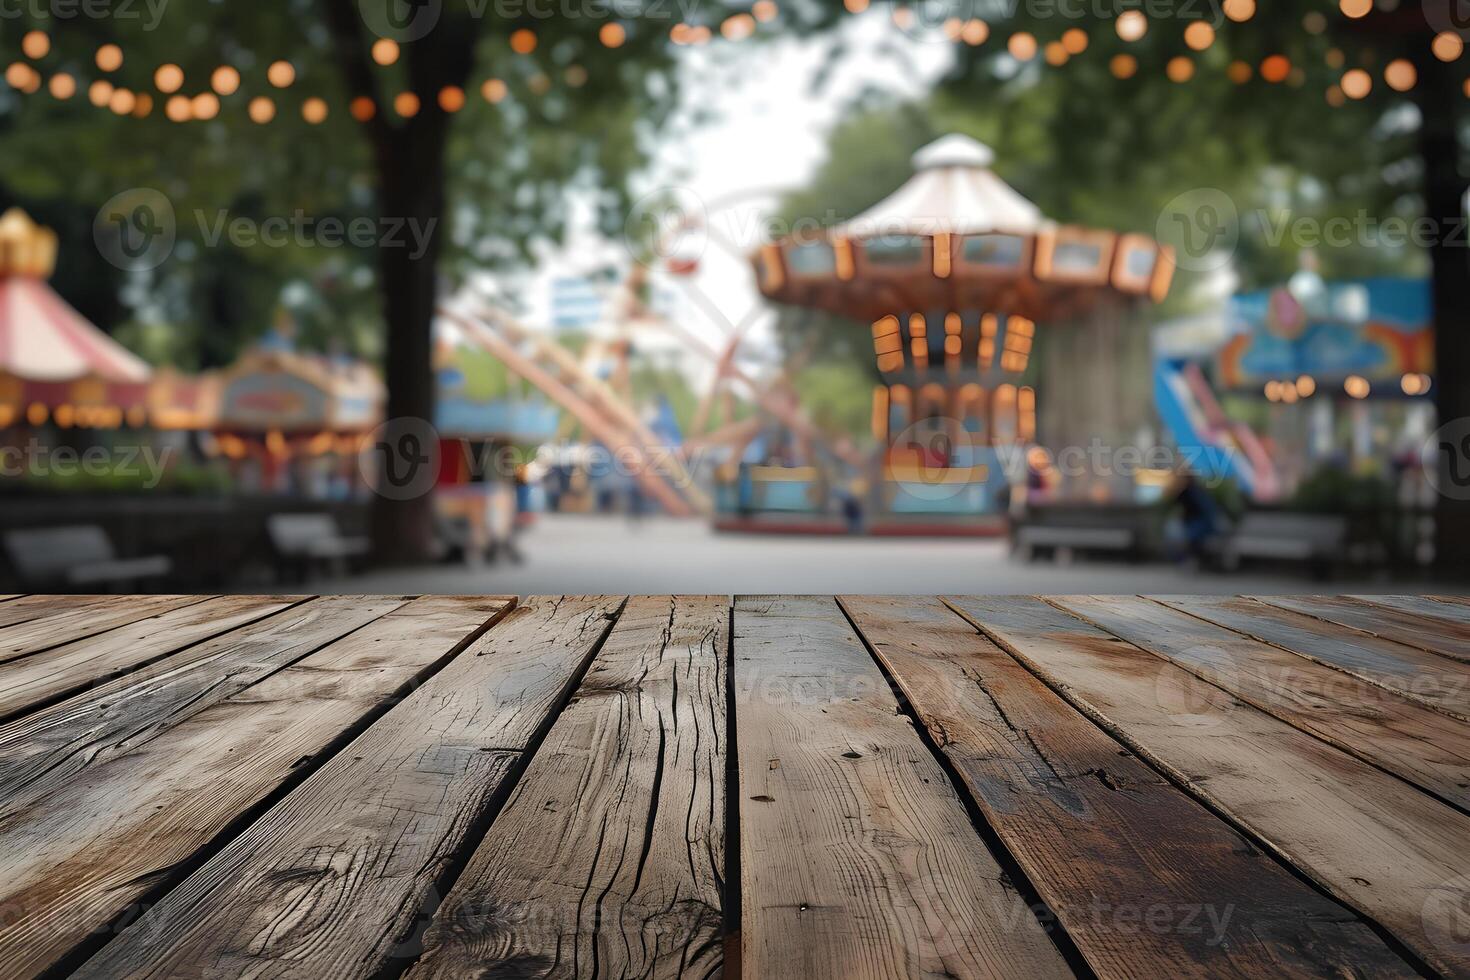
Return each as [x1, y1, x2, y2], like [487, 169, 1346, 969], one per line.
[753, 135, 1174, 532]
[0, 209, 154, 435]
[213, 332, 383, 497]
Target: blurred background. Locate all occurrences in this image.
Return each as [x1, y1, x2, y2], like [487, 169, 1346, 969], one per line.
[0, 0, 1467, 594]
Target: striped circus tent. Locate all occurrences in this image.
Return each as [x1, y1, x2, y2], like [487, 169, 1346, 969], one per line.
[0, 209, 155, 429]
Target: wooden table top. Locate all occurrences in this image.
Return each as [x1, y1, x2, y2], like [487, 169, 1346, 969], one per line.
[0, 593, 1467, 979]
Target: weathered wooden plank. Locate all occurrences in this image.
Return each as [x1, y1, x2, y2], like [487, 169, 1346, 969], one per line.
[407, 596, 727, 980]
[0, 594, 208, 665]
[946, 595, 1470, 978]
[0, 595, 516, 980]
[735, 595, 1071, 980]
[0, 594, 113, 631]
[1054, 595, 1470, 814]
[73, 595, 620, 980]
[0, 593, 308, 723]
[841, 595, 1417, 979]
[0, 595, 21, 602]
[1253, 595, 1470, 664]
[1156, 595, 1470, 721]
[0, 594, 415, 814]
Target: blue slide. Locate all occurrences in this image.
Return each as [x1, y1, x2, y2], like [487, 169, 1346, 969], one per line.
[1154, 359, 1278, 500]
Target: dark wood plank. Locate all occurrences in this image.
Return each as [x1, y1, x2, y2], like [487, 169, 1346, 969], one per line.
[0, 593, 308, 723]
[947, 595, 1470, 978]
[1055, 596, 1470, 813]
[841, 595, 1417, 979]
[0, 595, 21, 602]
[734, 595, 1071, 980]
[1254, 595, 1470, 664]
[0, 595, 515, 980]
[407, 596, 728, 980]
[0, 594, 416, 814]
[73, 595, 620, 980]
[1156, 595, 1470, 721]
[0, 594, 209, 665]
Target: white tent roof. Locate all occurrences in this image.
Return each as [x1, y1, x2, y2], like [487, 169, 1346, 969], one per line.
[0, 276, 151, 384]
[829, 134, 1047, 238]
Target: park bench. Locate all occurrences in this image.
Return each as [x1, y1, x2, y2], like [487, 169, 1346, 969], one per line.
[1, 524, 171, 590]
[1014, 523, 1136, 563]
[266, 513, 370, 582]
[1213, 511, 1347, 577]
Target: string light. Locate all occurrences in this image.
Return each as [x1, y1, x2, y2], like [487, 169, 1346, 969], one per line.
[510, 29, 537, 54]
[394, 91, 420, 117]
[248, 96, 275, 123]
[165, 94, 192, 121]
[108, 87, 136, 114]
[212, 65, 240, 96]
[564, 65, 587, 87]
[599, 23, 626, 48]
[1222, 0, 1255, 21]
[843, 0, 868, 11]
[437, 85, 465, 111]
[48, 71, 75, 99]
[962, 19, 989, 45]
[1260, 54, 1291, 83]
[302, 96, 328, 123]
[1345, 375, 1371, 398]
[372, 38, 400, 66]
[267, 60, 295, 87]
[1340, 67, 1372, 98]
[88, 79, 113, 107]
[1227, 60, 1252, 83]
[1326, 84, 1345, 106]
[721, 13, 756, 40]
[21, 31, 49, 60]
[95, 44, 123, 72]
[350, 95, 376, 121]
[1044, 41, 1068, 66]
[1339, 0, 1371, 17]
[1183, 22, 1214, 51]
[1110, 53, 1138, 78]
[154, 64, 184, 93]
[192, 91, 219, 119]
[1432, 31, 1464, 62]
[754, 0, 778, 20]
[1116, 11, 1147, 41]
[1384, 58, 1416, 91]
[1166, 56, 1195, 82]
[482, 77, 507, 103]
[1061, 27, 1087, 54]
[1007, 32, 1037, 60]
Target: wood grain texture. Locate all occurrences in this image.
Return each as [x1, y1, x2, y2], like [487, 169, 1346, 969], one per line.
[0, 594, 111, 631]
[735, 595, 1072, 980]
[73, 595, 620, 980]
[841, 595, 1416, 979]
[1254, 595, 1470, 664]
[0, 594, 410, 815]
[0, 594, 207, 664]
[1055, 596, 1470, 813]
[0, 593, 308, 723]
[946, 595, 1470, 978]
[407, 595, 727, 980]
[0, 595, 514, 980]
[1155, 595, 1470, 721]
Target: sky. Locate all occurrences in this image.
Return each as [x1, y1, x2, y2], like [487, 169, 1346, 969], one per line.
[511, 11, 954, 390]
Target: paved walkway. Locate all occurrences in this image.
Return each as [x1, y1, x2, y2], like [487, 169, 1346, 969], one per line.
[316, 514, 1415, 595]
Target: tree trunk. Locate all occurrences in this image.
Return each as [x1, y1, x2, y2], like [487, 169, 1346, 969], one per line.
[370, 137, 445, 563]
[1414, 45, 1470, 571]
[321, 0, 478, 564]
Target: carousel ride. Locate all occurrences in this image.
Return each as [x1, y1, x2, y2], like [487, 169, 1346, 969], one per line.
[753, 135, 1175, 533]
